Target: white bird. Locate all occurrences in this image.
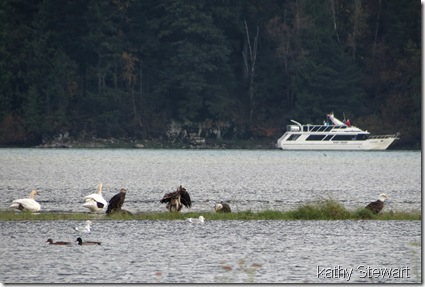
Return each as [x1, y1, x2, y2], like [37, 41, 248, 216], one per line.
[82, 183, 107, 213]
[9, 190, 41, 212]
[74, 220, 92, 233]
[186, 215, 205, 224]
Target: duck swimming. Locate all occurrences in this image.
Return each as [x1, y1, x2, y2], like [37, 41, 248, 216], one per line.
[46, 238, 71, 245]
[76, 237, 101, 245]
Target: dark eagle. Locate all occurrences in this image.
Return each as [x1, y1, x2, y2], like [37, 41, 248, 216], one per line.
[365, 193, 388, 214]
[160, 185, 192, 212]
[214, 201, 231, 213]
[106, 188, 127, 215]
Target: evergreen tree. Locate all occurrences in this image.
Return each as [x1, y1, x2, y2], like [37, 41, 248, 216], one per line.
[0, 0, 420, 148]
[149, 0, 232, 121]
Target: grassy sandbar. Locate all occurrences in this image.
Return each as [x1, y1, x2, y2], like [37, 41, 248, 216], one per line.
[0, 199, 420, 221]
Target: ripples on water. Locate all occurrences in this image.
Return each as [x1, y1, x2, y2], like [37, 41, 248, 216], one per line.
[0, 220, 420, 283]
[0, 149, 421, 213]
[0, 149, 421, 283]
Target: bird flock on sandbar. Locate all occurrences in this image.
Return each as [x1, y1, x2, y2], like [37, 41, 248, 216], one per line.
[8, 183, 235, 246]
[8, 183, 232, 216]
[8, 184, 388, 246]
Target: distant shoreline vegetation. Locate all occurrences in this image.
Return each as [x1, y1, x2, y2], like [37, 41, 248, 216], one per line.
[2, 137, 419, 150]
[0, 200, 420, 221]
[33, 137, 277, 150]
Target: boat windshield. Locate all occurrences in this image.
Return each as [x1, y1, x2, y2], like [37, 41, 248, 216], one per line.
[303, 125, 345, 132]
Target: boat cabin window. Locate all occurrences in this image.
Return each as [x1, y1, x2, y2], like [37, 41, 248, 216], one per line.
[303, 125, 335, 132]
[332, 135, 355, 141]
[357, 134, 368, 140]
[306, 135, 326, 141]
[287, 134, 301, 141]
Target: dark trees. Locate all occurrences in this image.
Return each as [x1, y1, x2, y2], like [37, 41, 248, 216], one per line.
[0, 0, 420, 148]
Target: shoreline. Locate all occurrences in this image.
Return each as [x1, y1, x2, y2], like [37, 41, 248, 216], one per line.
[1, 135, 417, 150]
[1, 139, 417, 150]
[33, 137, 278, 149]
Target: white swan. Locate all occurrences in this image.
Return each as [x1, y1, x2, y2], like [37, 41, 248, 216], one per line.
[82, 183, 107, 213]
[9, 190, 41, 212]
[74, 220, 92, 233]
[186, 215, 205, 224]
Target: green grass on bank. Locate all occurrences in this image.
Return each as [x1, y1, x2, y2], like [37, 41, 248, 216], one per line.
[0, 199, 421, 221]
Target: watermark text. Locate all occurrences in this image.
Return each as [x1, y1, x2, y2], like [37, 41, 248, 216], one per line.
[317, 265, 410, 281]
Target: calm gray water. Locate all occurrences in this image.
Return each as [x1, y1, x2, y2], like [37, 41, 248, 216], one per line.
[0, 149, 421, 283]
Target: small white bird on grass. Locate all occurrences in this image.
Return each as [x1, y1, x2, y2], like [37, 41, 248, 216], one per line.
[186, 215, 205, 224]
[74, 220, 92, 233]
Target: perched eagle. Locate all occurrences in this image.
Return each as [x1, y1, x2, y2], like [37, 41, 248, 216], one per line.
[160, 185, 192, 212]
[365, 193, 388, 214]
[106, 188, 127, 215]
[214, 201, 231, 213]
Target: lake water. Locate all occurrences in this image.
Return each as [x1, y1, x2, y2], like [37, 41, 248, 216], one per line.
[0, 149, 421, 283]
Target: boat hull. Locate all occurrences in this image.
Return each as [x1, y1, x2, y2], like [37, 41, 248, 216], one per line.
[277, 137, 397, 150]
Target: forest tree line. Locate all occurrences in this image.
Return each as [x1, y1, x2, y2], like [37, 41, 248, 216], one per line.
[0, 0, 420, 148]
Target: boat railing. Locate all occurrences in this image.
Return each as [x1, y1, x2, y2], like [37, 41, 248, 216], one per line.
[368, 134, 400, 140]
[302, 125, 346, 132]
